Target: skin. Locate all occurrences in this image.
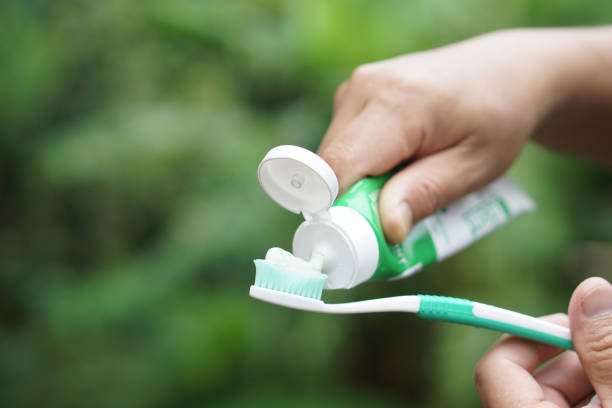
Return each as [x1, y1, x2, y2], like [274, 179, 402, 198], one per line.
[475, 277, 612, 408]
[317, 27, 612, 244]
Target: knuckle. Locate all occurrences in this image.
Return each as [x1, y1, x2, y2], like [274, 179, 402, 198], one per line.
[403, 117, 429, 149]
[319, 143, 354, 173]
[371, 82, 406, 108]
[411, 175, 443, 216]
[350, 63, 378, 83]
[375, 74, 421, 102]
[395, 74, 427, 94]
[393, 66, 437, 95]
[333, 81, 348, 110]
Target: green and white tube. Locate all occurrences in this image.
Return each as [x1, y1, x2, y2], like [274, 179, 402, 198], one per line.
[258, 145, 535, 290]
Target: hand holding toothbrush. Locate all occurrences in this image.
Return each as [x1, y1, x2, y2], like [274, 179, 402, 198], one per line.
[475, 277, 612, 408]
[317, 27, 612, 244]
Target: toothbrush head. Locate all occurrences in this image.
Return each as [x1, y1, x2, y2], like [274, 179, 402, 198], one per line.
[249, 284, 325, 312]
[253, 259, 327, 300]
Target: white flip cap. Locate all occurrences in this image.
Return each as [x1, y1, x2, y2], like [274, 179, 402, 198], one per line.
[258, 145, 339, 216]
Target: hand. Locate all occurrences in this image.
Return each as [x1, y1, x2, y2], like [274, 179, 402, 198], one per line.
[475, 277, 612, 408]
[317, 27, 612, 243]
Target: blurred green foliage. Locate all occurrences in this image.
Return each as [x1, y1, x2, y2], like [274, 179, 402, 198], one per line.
[1, 1, 611, 407]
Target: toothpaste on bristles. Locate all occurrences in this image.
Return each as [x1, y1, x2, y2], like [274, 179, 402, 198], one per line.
[253, 247, 327, 300]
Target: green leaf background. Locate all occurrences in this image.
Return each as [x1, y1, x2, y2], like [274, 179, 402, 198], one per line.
[1, 1, 611, 407]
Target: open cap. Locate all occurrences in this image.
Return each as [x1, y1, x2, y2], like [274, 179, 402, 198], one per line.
[258, 145, 338, 216]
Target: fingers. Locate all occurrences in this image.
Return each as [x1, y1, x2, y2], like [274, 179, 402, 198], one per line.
[318, 102, 424, 194]
[378, 143, 493, 243]
[475, 314, 568, 408]
[534, 351, 593, 407]
[328, 80, 364, 127]
[332, 81, 350, 115]
[569, 277, 612, 407]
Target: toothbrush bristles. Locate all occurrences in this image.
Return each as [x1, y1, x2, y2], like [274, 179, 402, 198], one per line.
[253, 259, 327, 300]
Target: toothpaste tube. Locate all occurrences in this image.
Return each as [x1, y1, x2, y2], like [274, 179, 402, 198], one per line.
[258, 145, 535, 289]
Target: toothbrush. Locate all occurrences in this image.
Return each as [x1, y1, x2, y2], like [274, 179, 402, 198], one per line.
[251, 260, 573, 350]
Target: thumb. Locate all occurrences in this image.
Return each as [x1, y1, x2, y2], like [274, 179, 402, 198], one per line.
[379, 144, 492, 243]
[569, 277, 612, 407]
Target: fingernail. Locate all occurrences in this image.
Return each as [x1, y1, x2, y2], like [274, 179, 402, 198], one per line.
[582, 280, 612, 318]
[398, 202, 412, 234]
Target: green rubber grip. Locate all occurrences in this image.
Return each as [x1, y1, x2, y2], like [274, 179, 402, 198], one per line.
[417, 295, 573, 350]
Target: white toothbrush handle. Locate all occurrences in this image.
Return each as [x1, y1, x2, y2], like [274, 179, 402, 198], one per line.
[322, 295, 420, 314]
